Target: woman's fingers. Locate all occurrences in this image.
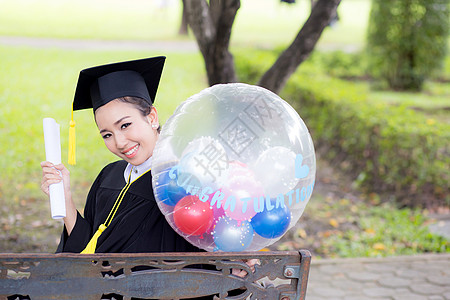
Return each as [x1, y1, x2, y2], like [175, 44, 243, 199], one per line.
[53, 163, 67, 172]
[40, 161, 56, 169]
[40, 161, 63, 196]
[42, 168, 62, 180]
[41, 174, 62, 196]
[43, 176, 62, 185]
[231, 259, 260, 278]
[40, 161, 51, 167]
[40, 179, 49, 195]
[232, 268, 249, 277]
[246, 259, 260, 272]
[41, 162, 65, 178]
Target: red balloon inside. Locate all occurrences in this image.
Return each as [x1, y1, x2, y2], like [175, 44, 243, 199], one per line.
[173, 195, 214, 236]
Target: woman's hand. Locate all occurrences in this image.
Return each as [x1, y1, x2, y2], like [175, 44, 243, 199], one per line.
[41, 161, 69, 196]
[232, 259, 260, 278]
[40, 161, 77, 234]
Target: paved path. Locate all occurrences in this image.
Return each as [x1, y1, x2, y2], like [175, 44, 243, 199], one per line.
[0, 35, 199, 52]
[0, 35, 361, 53]
[307, 253, 450, 300]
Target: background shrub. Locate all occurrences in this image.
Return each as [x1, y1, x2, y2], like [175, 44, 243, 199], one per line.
[366, 0, 449, 91]
[236, 50, 450, 208]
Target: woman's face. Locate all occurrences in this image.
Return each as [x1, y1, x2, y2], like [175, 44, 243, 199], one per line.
[95, 99, 159, 166]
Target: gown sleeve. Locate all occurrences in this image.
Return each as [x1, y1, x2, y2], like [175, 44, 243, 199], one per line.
[56, 166, 106, 253]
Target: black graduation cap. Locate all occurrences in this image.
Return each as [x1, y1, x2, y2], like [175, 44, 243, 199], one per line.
[68, 56, 166, 165]
[73, 56, 166, 111]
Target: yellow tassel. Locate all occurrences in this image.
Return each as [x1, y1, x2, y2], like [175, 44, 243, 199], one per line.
[68, 107, 76, 165]
[81, 224, 107, 254]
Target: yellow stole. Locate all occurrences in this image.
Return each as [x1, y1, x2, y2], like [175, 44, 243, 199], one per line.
[81, 168, 150, 254]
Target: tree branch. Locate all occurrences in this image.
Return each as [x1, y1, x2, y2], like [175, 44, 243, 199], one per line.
[258, 0, 341, 93]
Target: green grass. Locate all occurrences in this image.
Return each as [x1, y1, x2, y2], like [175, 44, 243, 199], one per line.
[335, 79, 450, 124]
[0, 0, 183, 41]
[368, 80, 450, 120]
[276, 193, 449, 258]
[316, 200, 449, 258]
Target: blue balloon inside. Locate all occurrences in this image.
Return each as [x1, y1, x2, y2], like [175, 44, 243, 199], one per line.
[251, 203, 291, 239]
[154, 167, 189, 206]
[213, 217, 254, 252]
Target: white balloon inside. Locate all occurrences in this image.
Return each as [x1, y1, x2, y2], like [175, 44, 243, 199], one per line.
[152, 83, 316, 252]
[253, 146, 299, 197]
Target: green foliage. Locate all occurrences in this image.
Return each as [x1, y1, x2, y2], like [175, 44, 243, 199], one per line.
[235, 49, 372, 82]
[307, 51, 370, 80]
[236, 50, 450, 207]
[319, 202, 449, 258]
[287, 75, 450, 207]
[234, 48, 277, 84]
[366, 0, 450, 91]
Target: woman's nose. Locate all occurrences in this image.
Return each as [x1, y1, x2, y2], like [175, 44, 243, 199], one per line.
[114, 133, 128, 149]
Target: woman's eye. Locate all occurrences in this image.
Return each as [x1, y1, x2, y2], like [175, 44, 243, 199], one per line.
[121, 122, 131, 129]
[102, 133, 112, 139]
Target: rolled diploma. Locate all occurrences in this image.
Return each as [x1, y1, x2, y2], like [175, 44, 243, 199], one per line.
[43, 118, 66, 219]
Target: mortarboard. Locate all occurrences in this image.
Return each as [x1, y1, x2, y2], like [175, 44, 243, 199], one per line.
[68, 56, 166, 165]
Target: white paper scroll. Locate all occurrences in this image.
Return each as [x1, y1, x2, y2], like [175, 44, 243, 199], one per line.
[43, 118, 66, 219]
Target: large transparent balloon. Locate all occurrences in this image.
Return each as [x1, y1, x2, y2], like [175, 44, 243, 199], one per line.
[152, 83, 316, 252]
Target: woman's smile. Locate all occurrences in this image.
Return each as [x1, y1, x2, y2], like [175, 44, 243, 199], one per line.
[123, 144, 139, 158]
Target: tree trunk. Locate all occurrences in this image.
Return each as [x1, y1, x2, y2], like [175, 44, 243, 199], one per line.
[178, 0, 189, 35]
[258, 0, 341, 94]
[184, 0, 240, 86]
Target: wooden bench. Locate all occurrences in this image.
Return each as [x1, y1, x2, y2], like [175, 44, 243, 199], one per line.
[0, 250, 311, 300]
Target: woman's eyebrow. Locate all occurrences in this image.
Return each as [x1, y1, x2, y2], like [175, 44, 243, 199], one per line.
[114, 116, 131, 126]
[99, 116, 131, 134]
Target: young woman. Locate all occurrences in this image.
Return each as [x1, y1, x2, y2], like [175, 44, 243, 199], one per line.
[40, 58, 257, 300]
[40, 57, 203, 254]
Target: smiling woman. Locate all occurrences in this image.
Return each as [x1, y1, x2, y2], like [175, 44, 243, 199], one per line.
[40, 57, 206, 261]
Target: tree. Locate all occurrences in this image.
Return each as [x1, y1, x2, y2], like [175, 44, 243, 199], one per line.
[184, 0, 341, 94]
[367, 1, 450, 91]
[178, 0, 189, 35]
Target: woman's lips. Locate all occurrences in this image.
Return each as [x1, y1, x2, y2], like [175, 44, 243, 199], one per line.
[123, 144, 139, 158]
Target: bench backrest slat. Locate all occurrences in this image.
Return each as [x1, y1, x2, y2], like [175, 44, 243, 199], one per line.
[0, 250, 311, 300]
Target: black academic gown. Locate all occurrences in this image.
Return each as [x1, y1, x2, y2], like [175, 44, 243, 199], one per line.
[57, 160, 202, 253]
[55, 161, 237, 300]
